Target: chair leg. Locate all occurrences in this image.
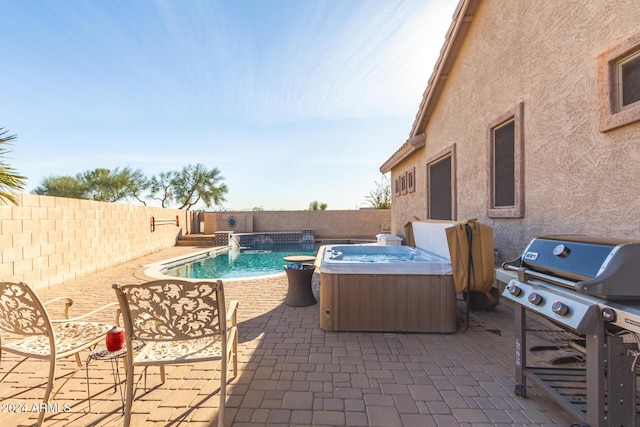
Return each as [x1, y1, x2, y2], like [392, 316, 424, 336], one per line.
[74, 353, 83, 367]
[38, 358, 57, 426]
[233, 335, 238, 377]
[160, 365, 165, 383]
[219, 360, 226, 427]
[123, 365, 134, 427]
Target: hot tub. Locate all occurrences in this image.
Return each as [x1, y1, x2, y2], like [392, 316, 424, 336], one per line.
[318, 245, 456, 333]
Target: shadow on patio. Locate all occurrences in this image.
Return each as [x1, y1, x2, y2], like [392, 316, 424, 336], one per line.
[0, 256, 575, 426]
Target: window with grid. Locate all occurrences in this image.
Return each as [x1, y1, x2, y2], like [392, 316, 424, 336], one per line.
[426, 145, 456, 221]
[619, 50, 640, 110]
[487, 103, 524, 218]
[493, 121, 515, 208]
[428, 156, 452, 220]
[598, 31, 640, 131]
[407, 167, 415, 193]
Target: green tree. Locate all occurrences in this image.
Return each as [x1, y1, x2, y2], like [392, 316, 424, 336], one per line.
[172, 164, 228, 209]
[148, 171, 175, 208]
[365, 175, 391, 209]
[80, 167, 148, 203]
[148, 164, 228, 209]
[33, 175, 86, 199]
[121, 168, 149, 206]
[308, 200, 327, 210]
[33, 163, 228, 209]
[33, 167, 148, 203]
[0, 128, 27, 205]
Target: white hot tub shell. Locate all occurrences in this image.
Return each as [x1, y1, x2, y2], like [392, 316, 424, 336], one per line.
[318, 244, 456, 333]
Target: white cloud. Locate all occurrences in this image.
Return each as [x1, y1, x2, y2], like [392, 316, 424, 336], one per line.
[225, 0, 456, 123]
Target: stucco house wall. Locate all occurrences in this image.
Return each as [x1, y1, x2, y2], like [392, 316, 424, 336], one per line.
[383, 0, 640, 261]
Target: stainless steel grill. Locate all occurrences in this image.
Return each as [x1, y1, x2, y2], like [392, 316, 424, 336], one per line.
[499, 235, 640, 426]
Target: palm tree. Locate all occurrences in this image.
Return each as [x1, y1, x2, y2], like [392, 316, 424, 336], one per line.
[0, 128, 26, 205]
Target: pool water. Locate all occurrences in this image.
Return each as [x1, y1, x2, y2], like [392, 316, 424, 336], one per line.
[164, 243, 320, 279]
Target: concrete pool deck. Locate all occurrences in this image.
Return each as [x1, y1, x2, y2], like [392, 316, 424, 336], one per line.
[0, 245, 575, 426]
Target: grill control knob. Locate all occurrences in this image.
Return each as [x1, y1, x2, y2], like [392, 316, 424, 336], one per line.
[552, 301, 569, 316]
[553, 244, 570, 258]
[528, 292, 543, 305]
[602, 307, 617, 322]
[507, 284, 522, 297]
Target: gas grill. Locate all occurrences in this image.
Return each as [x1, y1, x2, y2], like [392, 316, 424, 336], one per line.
[499, 235, 640, 426]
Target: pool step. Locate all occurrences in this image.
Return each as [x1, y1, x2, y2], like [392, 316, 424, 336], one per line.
[175, 234, 218, 247]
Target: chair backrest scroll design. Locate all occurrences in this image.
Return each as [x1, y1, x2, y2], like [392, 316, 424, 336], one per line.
[113, 280, 226, 342]
[0, 282, 51, 336]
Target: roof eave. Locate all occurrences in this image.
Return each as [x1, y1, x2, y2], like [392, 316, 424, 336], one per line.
[379, 133, 426, 173]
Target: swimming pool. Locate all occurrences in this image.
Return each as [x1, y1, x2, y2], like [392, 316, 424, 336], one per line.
[161, 242, 320, 279]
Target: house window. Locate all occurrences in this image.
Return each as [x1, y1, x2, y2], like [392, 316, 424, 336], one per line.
[598, 30, 640, 131]
[407, 167, 416, 193]
[426, 145, 456, 220]
[394, 177, 401, 196]
[487, 103, 524, 218]
[401, 173, 407, 195]
[493, 121, 515, 207]
[619, 50, 640, 110]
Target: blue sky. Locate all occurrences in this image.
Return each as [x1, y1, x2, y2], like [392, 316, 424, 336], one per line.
[1, 0, 457, 210]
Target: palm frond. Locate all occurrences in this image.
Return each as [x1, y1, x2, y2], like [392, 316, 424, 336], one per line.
[0, 128, 27, 205]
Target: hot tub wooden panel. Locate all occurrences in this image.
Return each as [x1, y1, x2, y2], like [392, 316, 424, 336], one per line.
[319, 273, 456, 333]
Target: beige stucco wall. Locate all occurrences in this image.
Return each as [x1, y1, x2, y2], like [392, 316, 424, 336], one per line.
[390, 0, 640, 261]
[202, 209, 391, 239]
[0, 194, 189, 290]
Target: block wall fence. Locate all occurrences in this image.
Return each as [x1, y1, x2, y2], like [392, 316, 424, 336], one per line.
[201, 209, 391, 239]
[1, 194, 391, 290]
[1, 194, 188, 290]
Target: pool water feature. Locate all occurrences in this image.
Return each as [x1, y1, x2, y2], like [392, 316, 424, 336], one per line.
[163, 243, 320, 279]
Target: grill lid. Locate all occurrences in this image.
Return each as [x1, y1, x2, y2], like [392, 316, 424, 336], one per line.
[517, 235, 640, 300]
[521, 236, 621, 281]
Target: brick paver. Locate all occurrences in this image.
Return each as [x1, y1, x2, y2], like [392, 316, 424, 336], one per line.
[0, 246, 576, 426]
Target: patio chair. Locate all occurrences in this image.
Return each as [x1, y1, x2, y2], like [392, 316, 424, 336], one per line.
[112, 279, 238, 427]
[0, 281, 117, 426]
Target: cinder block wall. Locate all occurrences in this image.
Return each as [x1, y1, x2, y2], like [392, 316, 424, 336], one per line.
[0, 194, 189, 290]
[203, 209, 391, 239]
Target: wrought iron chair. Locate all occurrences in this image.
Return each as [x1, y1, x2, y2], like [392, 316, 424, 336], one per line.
[112, 279, 238, 427]
[0, 281, 117, 425]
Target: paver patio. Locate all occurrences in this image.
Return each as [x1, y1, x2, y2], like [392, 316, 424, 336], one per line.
[0, 246, 575, 426]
